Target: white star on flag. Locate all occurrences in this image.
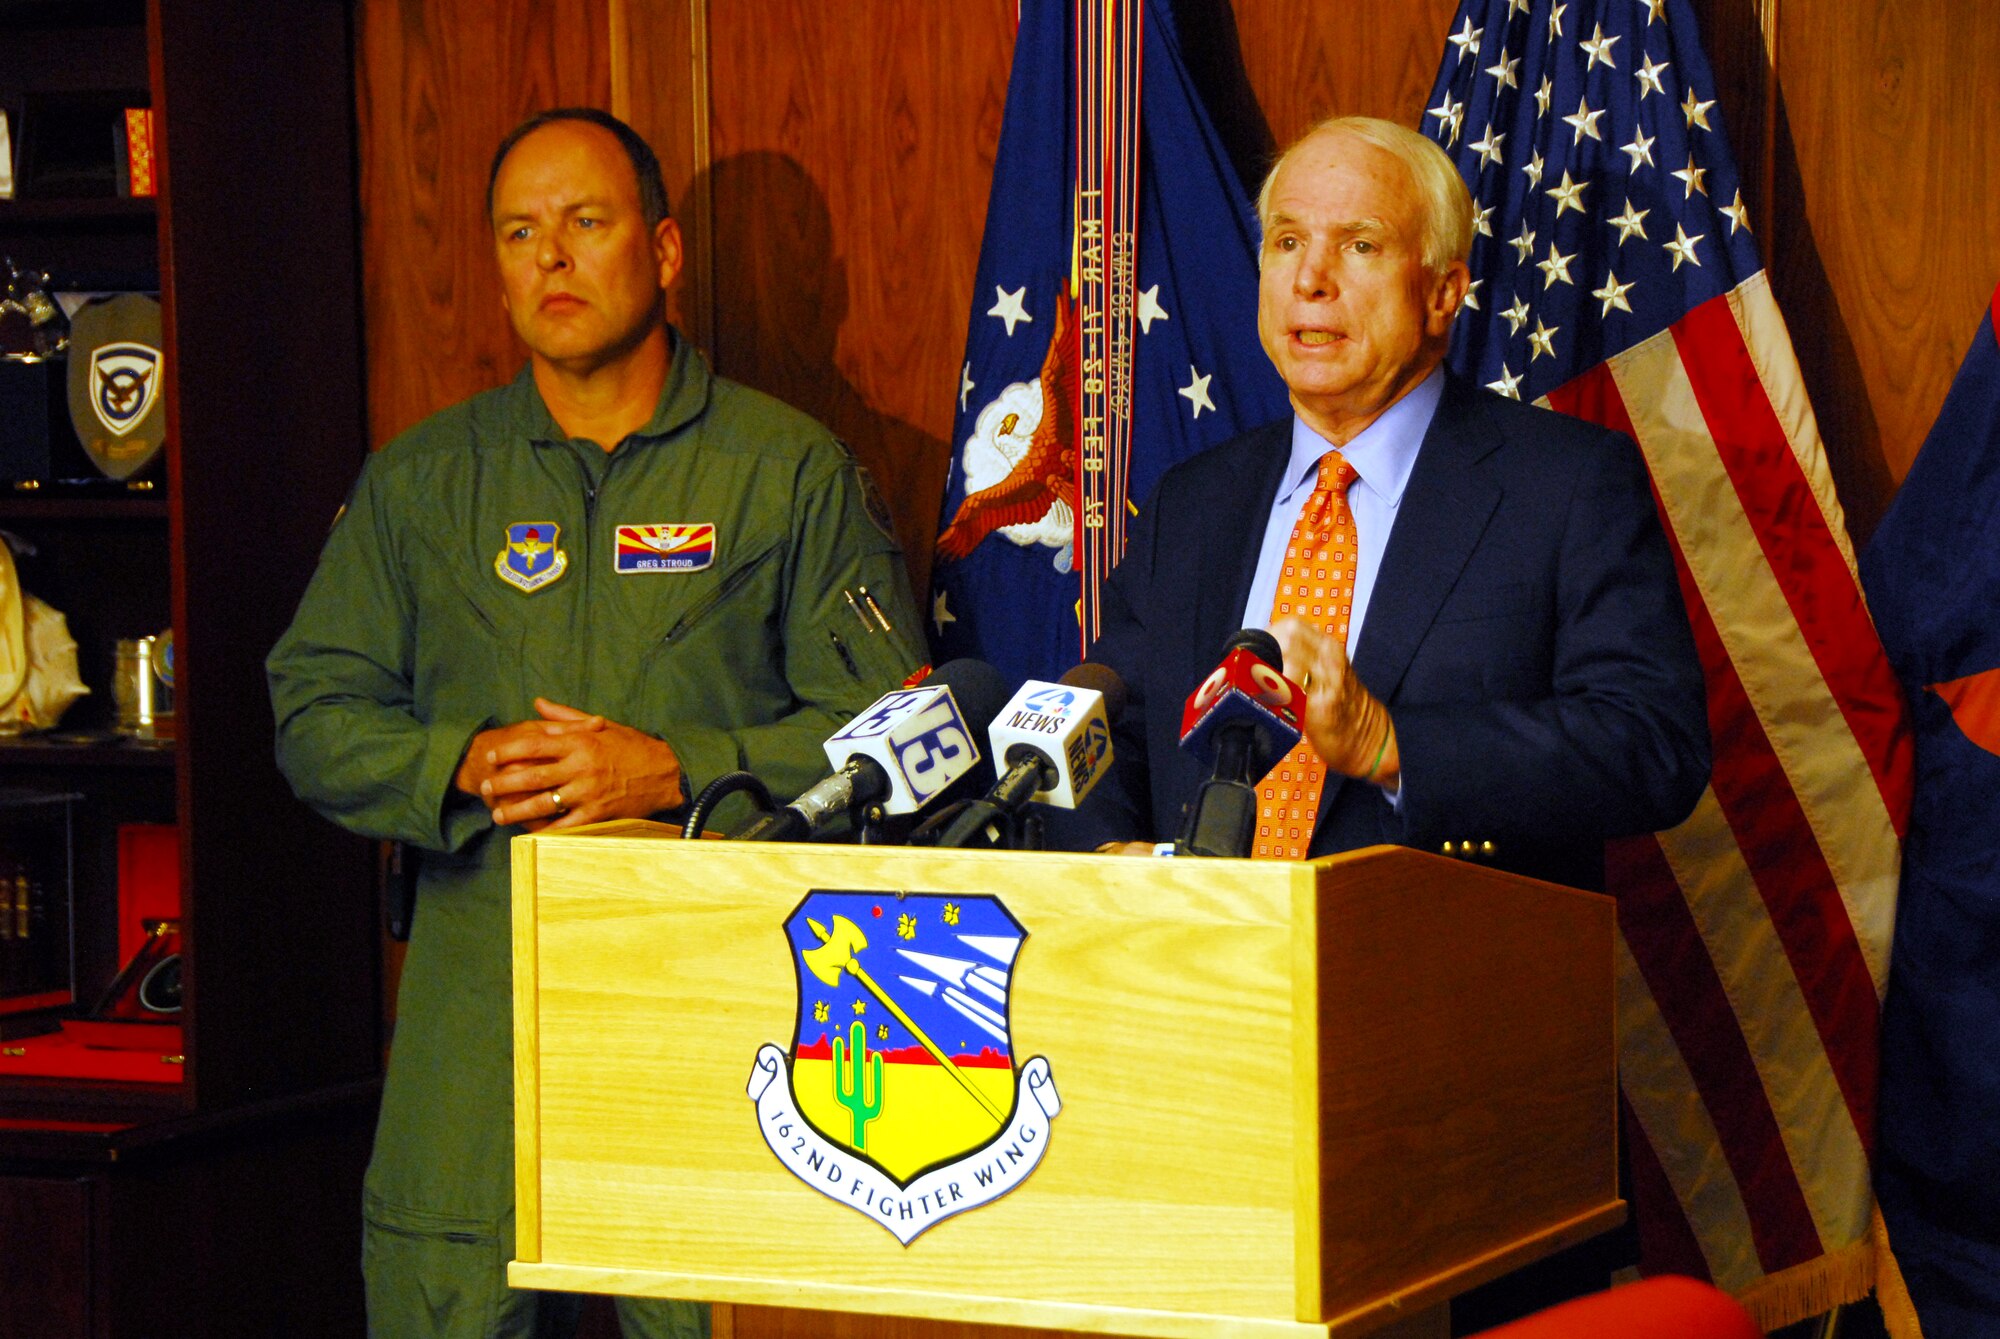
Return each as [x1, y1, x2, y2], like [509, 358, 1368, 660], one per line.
[1177, 365, 1215, 419]
[1682, 86, 1716, 131]
[1663, 222, 1704, 271]
[987, 285, 1032, 336]
[1510, 222, 1538, 264]
[1580, 23, 1620, 70]
[1635, 52, 1670, 100]
[959, 361, 975, 411]
[1563, 96, 1606, 143]
[1549, 170, 1590, 217]
[1427, 90, 1465, 146]
[1593, 270, 1635, 316]
[1620, 126, 1657, 172]
[1536, 242, 1577, 288]
[1721, 191, 1753, 235]
[1136, 284, 1170, 334]
[1486, 363, 1523, 398]
[1609, 199, 1650, 245]
[1527, 317, 1558, 361]
[931, 587, 955, 634]
[1672, 153, 1710, 199]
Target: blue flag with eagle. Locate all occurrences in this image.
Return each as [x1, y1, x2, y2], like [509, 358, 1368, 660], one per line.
[929, 0, 1287, 686]
[1863, 282, 2000, 1339]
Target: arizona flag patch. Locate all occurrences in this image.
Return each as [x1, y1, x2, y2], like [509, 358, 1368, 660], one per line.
[615, 523, 716, 573]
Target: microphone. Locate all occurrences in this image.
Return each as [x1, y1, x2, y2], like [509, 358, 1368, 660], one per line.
[921, 663, 1127, 850]
[1175, 628, 1306, 858]
[735, 659, 1010, 841]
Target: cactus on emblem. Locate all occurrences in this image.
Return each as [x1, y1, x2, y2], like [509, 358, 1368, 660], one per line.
[832, 1020, 883, 1148]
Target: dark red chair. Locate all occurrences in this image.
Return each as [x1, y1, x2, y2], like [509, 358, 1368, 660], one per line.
[1475, 1275, 1763, 1338]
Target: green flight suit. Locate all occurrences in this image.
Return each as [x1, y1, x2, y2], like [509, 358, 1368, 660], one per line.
[267, 337, 926, 1338]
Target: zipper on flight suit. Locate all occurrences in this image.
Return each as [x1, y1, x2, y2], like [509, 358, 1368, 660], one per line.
[661, 540, 783, 645]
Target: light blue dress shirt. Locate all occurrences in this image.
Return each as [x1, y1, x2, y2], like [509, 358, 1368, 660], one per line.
[1240, 367, 1446, 653]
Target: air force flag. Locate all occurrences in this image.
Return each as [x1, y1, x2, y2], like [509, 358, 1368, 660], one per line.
[931, 0, 1287, 686]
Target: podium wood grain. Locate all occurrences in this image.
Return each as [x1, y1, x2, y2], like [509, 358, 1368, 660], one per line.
[512, 832, 1617, 1338]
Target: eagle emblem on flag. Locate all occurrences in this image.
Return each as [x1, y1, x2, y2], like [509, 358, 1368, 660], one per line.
[937, 290, 1079, 572]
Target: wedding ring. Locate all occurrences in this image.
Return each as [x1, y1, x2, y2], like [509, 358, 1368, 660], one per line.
[549, 790, 566, 813]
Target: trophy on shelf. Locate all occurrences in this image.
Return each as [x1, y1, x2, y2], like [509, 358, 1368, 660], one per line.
[65, 291, 164, 482]
[113, 628, 171, 744]
[0, 256, 100, 488]
[0, 259, 71, 361]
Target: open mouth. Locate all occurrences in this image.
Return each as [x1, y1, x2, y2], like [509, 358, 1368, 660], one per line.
[1295, 329, 1344, 347]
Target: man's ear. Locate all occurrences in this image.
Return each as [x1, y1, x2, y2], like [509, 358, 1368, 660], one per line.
[654, 217, 686, 292]
[1428, 260, 1472, 337]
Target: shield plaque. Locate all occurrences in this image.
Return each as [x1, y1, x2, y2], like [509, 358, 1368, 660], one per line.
[65, 293, 165, 480]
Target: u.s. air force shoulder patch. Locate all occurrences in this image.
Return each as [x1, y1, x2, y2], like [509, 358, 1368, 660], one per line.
[496, 521, 568, 593]
[850, 462, 898, 546]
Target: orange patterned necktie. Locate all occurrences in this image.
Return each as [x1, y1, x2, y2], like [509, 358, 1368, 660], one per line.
[1255, 453, 1359, 861]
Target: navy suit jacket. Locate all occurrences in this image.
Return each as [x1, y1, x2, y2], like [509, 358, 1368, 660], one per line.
[1061, 372, 1710, 890]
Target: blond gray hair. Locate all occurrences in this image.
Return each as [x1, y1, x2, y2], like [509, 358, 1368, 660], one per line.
[1255, 115, 1475, 274]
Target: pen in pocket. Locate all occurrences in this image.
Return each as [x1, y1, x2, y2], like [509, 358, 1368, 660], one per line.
[842, 587, 873, 631]
[828, 629, 861, 676]
[857, 585, 893, 632]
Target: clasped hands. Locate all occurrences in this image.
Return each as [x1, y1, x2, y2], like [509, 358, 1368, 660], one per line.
[1270, 615, 1400, 790]
[453, 697, 686, 831]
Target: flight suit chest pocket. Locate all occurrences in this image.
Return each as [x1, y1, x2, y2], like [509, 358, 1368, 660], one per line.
[404, 530, 530, 706]
[652, 536, 786, 649]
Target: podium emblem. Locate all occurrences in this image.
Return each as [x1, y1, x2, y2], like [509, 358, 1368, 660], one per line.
[746, 890, 1061, 1243]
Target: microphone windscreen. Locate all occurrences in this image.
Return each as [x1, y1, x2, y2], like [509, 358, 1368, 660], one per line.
[1177, 645, 1304, 782]
[921, 658, 1011, 739]
[1059, 661, 1128, 724]
[1222, 626, 1283, 668]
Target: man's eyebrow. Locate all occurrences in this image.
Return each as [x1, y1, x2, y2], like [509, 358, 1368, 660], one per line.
[492, 197, 619, 227]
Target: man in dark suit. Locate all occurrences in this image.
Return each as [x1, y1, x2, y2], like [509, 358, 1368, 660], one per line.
[1068, 115, 1708, 891]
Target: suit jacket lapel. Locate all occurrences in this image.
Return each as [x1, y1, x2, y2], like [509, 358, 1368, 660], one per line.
[1350, 374, 1505, 704]
[1189, 419, 1292, 663]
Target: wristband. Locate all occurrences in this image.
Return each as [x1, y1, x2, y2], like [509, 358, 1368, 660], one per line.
[1362, 730, 1393, 782]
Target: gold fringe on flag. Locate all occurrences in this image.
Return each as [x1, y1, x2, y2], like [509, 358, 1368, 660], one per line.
[1872, 1203, 1927, 1339]
[1733, 1238, 1876, 1333]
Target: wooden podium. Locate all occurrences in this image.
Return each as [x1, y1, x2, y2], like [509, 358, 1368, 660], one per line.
[510, 829, 1620, 1338]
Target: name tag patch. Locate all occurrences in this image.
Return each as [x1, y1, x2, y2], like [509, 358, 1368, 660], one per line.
[616, 523, 716, 573]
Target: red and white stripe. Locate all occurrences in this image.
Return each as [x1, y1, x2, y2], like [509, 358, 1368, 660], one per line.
[1544, 271, 1912, 1314]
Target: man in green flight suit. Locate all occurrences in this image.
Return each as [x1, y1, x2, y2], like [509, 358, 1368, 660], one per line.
[267, 108, 926, 1338]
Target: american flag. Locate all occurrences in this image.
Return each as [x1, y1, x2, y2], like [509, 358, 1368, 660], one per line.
[1423, 0, 1912, 1326]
